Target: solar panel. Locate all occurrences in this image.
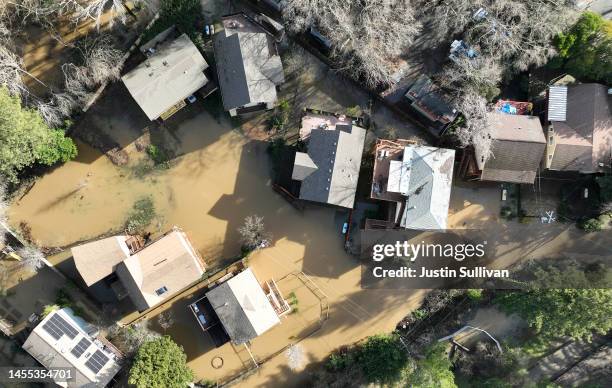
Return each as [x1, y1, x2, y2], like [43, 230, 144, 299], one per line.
[71, 337, 92, 358]
[42, 314, 79, 340]
[42, 320, 63, 340]
[84, 350, 109, 374]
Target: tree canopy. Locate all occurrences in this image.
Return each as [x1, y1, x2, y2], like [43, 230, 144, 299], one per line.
[0, 87, 77, 183]
[410, 343, 457, 388]
[554, 11, 612, 83]
[128, 336, 194, 388]
[356, 333, 409, 384]
[496, 288, 612, 341]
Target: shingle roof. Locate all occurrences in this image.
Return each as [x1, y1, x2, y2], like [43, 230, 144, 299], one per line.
[478, 113, 546, 184]
[71, 236, 130, 286]
[294, 120, 366, 208]
[116, 230, 205, 311]
[214, 14, 284, 111]
[399, 146, 455, 230]
[549, 84, 612, 173]
[206, 268, 279, 344]
[122, 34, 209, 120]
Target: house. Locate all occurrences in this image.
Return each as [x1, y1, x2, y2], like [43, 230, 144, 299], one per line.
[213, 13, 284, 116]
[22, 308, 122, 387]
[463, 113, 546, 184]
[291, 113, 367, 209]
[71, 228, 205, 311]
[370, 139, 455, 230]
[403, 76, 458, 137]
[545, 84, 612, 173]
[189, 268, 283, 346]
[122, 32, 211, 121]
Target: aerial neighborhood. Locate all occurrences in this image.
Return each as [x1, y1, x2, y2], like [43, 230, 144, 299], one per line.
[0, 1, 610, 387]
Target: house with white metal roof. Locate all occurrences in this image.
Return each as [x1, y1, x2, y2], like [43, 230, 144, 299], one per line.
[122, 32, 210, 121]
[22, 308, 122, 387]
[371, 140, 455, 230]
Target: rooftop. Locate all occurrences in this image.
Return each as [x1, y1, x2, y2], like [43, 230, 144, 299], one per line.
[371, 140, 455, 230]
[22, 308, 122, 387]
[121, 33, 209, 120]
[72, 229, 205, 311]
[548, 83, 612, 173]
[205, 268, 280, 345]
[476, 113, 546, 184]
[293, 114, 366, 209]
[213, 13, 284, 111]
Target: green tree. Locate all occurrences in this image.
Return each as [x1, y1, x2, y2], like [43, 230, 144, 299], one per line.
[496, 288, 612, 341]
[128, 336, 194, 388]
[554, 12, 612, 83]
[356, 333, 409, 384]
[410, 343, 457, 388]
[0, 87, 77, 182]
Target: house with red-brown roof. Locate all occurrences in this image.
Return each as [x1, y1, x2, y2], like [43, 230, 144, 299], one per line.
[545, 84, 612, 173]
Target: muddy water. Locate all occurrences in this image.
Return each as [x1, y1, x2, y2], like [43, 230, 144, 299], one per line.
[8, 112, 254, 263]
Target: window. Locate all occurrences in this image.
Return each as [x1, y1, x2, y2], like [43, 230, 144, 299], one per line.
[548, 154, 553, 160]
[549, 135, 554, 145]
[155, 286, 168, 296]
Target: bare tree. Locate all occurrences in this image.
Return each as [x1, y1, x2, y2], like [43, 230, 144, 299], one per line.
[16, 246, 45, 272]
[108, 321, 159, 358]
[455, 92, 493, 162]
[157, 311, 174, 331]
[283, 0, 421, 87]
[424, 0, 576, 72]
[238, 215, 271, 251]
[438, 55, 503, 100]
[0, 182, 6, 247]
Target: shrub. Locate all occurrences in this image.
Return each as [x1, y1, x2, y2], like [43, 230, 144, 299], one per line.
[146, 145, 169, 166]
[466, 289, 483, 301]
[125, 197, 156, 234]
[579, 218, 603, 232]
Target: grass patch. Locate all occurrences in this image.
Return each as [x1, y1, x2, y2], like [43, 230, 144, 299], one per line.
[147, 145, 170, 166]
[125, 197, 156, 234]
[288, 291, 299, 314]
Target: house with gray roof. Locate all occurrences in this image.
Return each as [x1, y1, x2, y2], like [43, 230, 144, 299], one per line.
[122, 33, 210, 121]
[204, 268, 280, 345]
[473, 113, 546, 184]
[213, 13, 284, 116]
[545, 83, 612, 173]
[371, 140, 455, 230]
[292, 113, 367, 209]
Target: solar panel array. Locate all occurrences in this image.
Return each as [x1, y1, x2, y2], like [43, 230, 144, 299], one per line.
[85, 350, 109, 374]
[71, 337, 92, 358]
[42, 314, 79, 340]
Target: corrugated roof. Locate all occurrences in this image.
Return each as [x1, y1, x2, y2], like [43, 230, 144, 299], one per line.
[548, 86, 568, 122]
[122, 34, 209, 120]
